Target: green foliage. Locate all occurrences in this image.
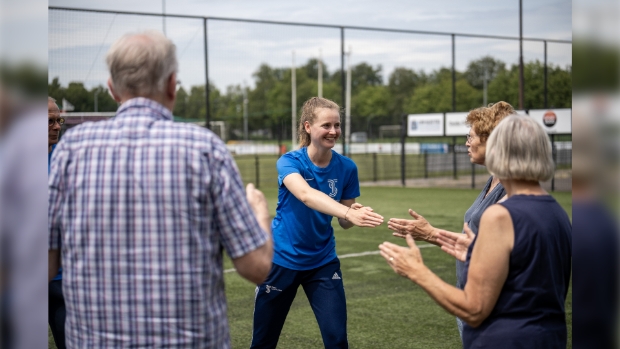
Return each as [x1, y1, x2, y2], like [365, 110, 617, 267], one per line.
[573, 40, 619, 92]
[353, 85, 391, 117]
[488, 60, 572, 109]
[387, 67, 427, 116]
[48, 55, 571, 139]
[464, 55, 506, 90]
[173, 87, 188, 117]
[404, 73, 481, 113]
[0, 61, 47, 96]
[48, 78, 117, 112]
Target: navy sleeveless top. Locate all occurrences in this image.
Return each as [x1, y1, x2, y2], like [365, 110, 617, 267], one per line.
[456, 176, 506, 290]
[462, 195, 572, 349]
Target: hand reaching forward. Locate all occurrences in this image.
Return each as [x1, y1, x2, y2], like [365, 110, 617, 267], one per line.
[345, 204, 384, 228]
[435, 223, 475, 262]
[246, 183, 270, 233]
[379, 234, 427, 281]
[350, 202, 364, 210]
[387, 209, 437, 244]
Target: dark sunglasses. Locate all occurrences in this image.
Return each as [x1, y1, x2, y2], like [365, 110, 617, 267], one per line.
[49, 117, 65, 126]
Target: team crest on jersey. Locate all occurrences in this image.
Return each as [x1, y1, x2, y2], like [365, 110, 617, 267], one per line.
[327, 179, 338, 197]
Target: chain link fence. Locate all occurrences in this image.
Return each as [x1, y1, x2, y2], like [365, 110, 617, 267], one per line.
[49, 7, 571, 191]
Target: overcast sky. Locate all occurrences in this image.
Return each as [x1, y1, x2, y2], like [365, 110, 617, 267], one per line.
[47, 0, 572, 90]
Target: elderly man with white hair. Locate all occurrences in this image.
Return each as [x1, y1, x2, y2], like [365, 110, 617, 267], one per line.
[48, 31, 273, 348]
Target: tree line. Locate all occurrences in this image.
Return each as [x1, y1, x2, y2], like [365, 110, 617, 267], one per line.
[48, 56, 571, 141]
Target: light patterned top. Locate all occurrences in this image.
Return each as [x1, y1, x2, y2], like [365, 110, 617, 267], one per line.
[49, 97, 268, 348]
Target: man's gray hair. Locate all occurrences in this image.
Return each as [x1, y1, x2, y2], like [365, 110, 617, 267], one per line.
[485, 114, 555, 182]
[106, 30, 178, 98]
[48, 96, 56, 103]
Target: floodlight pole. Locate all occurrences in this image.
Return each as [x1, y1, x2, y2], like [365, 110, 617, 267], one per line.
[203, 18, 210, 129]
[291, 51, 296, 149]
[318, 49, 323, 98]
[340, 27, 346, 153]
[483, 68, 488, 106]
[345, 47, 352, 157]
[451, 34, 456, 112]
[518, 0, 524, 109]
[162, 0, 166, 35]
[243, 82, 248, 140]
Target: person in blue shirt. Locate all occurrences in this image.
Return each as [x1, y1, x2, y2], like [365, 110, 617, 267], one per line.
[250, 97, 384, 349]
[48, 96, 66, 349]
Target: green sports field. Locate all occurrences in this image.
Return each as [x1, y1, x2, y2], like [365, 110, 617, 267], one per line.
[224, 186, 572, 349]
[49, 186, 572, 349]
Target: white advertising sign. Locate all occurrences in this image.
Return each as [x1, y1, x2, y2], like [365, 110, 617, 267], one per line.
[445, 112, 469, 136]
[528, 109, 572, 134]
[407, 113, 444, 137]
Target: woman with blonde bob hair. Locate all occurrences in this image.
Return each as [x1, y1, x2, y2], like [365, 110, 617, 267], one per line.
[379, 115, 572, 349]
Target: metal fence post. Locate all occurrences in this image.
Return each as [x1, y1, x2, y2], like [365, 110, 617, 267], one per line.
[401, 114, 406, 187]
[255, 155, 260, 188]
[551, 134, 556, 192]
[424, 150, 428, 179]
[544, 40, 548, 109]
[452, 136, 457, 179]
[373, 152, 378, 182]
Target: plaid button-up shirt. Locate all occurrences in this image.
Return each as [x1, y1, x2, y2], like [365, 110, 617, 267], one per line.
[49, 98, 268, 348]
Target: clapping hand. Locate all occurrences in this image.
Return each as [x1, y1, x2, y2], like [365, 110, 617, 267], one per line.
[435, 223, 475, 262]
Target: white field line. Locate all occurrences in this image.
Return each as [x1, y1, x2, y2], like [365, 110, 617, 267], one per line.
[224, 243, 437, 274]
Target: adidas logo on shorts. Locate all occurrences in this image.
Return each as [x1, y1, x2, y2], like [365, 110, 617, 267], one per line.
[332, 272, 341, 280]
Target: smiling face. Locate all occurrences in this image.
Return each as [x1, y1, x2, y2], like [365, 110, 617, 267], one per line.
[304, 107, 341, 151]
[466, 127, 488, 166]
[48, 99, 61, 149]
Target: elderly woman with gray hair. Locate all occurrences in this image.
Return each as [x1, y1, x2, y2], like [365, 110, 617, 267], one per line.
[379, 114, 572, 349]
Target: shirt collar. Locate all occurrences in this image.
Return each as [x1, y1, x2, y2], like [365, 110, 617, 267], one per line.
[115, 97, 174, 121]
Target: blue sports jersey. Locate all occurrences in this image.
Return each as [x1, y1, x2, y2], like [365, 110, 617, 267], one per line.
[272, 147, 360, 270]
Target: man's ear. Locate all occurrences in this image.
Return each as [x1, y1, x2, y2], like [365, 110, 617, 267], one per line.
[166, 73, 177, 101]
[107, 78, 121, 103]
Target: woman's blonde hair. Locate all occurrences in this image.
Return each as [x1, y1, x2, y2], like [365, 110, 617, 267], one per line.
[298, 97, 340, 147]
[465, 101, 515, 142]
[485, 114, 555, 181]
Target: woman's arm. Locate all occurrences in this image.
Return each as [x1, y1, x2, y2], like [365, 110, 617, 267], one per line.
[282, 173, 383, 228]
[338, 200, 369, 229]
[379, 204, 514, 327]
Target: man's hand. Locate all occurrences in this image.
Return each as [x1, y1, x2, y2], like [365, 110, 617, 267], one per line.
[246, 183, 270, 234]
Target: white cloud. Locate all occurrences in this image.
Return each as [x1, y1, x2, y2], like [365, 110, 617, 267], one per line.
[48, 0, 572, 88]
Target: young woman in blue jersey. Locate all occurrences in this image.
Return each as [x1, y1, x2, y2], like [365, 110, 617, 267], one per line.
[250, 97, 384, 349]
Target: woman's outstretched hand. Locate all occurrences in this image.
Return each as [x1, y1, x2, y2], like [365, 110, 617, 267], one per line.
[435, 223, 475, 262]
[346, 203, 384, 227]
[388, 209, 438, 244]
